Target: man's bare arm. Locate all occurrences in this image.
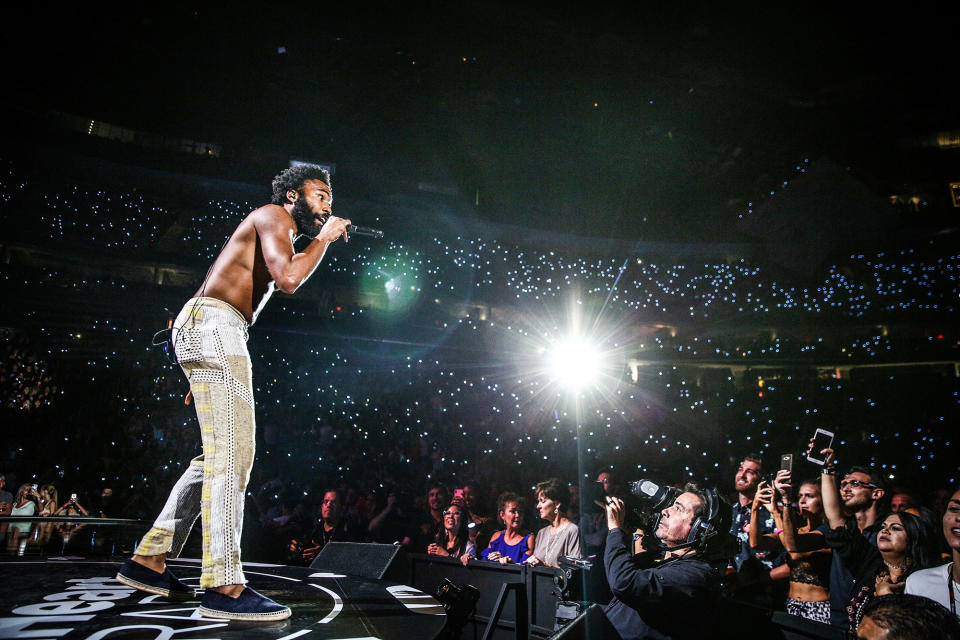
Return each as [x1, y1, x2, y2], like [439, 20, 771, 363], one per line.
[254, 206, 351, 294]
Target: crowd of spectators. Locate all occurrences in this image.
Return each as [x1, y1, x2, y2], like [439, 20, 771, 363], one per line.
[720, 443, 960, 636]
[1, 157, 959, 635]
[0, 337, 59, 410]
[2, 161, 959, 323]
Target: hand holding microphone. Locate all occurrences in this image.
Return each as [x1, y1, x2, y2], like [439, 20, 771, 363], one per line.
[318, 215, 352, 243]
[318, 210, 384, 242]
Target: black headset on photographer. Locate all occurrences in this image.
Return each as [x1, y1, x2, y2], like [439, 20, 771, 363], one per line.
[627, 480, 734, 564]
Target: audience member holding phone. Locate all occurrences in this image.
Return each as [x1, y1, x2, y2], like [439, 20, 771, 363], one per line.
[779, 432, 886, 628]
[728, 453, 789, 607]
[37, 484, 58, 517]
[11, 484, 39, 517]
[55, 493, 89, 517]
[749, 458, 833, 623]
[806, 429, 834, 466]
[811, 439, 938, 630]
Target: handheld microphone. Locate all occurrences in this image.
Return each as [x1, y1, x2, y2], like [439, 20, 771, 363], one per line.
[347, 224, 384, 239]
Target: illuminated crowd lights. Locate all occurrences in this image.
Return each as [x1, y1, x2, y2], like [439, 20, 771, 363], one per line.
[736, 157, 811, 220]
[3, 273, 958, 502]
[0, 157, 27, 204]
[3, 167, 958, 322]
[0, 161, 959, 507]
[35, 186, 167, 250]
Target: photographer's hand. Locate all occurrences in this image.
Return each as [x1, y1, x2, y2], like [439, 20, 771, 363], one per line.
[605, 496, 626, 531]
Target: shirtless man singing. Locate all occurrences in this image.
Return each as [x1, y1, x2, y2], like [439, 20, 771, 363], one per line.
[116, 165, 350, 621]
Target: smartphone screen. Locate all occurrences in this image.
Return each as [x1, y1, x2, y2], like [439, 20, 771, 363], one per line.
[807, 429, 835, 464]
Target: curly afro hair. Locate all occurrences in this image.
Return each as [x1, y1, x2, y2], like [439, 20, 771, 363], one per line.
[271, 164, 331, 205]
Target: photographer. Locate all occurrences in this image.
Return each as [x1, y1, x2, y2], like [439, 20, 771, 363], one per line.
[602, 484, 726, 640]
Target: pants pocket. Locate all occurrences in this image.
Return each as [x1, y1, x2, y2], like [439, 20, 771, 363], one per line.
[174, 328, 205, 364]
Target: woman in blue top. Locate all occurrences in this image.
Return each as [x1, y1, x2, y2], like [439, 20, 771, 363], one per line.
[481, 492, 535, 564]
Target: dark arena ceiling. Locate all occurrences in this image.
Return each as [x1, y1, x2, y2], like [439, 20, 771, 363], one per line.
[3, 3, 956, 242]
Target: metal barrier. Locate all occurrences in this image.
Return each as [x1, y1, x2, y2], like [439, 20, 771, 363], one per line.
[0, 516, 150, 558]
[409, 553, 847, 640]
[409, 554, 569, 640]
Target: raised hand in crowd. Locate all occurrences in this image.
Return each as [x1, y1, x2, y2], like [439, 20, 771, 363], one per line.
[807, 439, 844, 529]
[773, 469, 793, 503]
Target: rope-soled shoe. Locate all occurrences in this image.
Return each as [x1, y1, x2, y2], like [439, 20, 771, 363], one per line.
[198, 587, 292, 621]
[116, 558, 195, 599]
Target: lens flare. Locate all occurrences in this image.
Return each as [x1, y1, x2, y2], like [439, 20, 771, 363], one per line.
[546, 337, 601, 390]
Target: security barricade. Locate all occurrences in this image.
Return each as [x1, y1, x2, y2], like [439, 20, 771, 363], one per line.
[409, 553, 573, 640]
[407, 553, 846, 640]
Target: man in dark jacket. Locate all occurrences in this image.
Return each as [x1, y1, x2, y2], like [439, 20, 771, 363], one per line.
[289, 489, 361, 565]
[603, 484, 720, 640]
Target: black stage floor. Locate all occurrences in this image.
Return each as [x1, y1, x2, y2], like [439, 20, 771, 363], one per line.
[0, 518, 447, 639]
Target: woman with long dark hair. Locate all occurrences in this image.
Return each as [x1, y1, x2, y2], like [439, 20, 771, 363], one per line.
[427, 502, 476, 565]
[817, 446, 938, 628]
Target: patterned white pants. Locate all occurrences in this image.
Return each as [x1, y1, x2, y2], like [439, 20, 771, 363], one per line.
[135, 297, 255, 588]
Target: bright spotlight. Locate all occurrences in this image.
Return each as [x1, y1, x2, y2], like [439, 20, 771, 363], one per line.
[385, 277, 401, 295]
[547, 337, 601, 390]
